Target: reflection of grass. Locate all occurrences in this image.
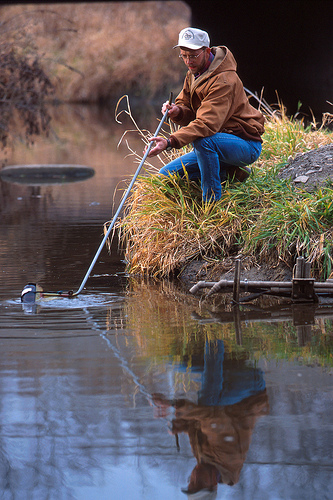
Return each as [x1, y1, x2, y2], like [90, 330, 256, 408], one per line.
[124, 280, 333, 368]
[242, 322, 333, 367]
[116, 105, 333, 279]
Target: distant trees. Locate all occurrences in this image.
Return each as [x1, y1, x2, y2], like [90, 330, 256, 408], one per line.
[0, 10, 55, 160]
[0, 3, 190, 105]
[0, 2, 191, 165]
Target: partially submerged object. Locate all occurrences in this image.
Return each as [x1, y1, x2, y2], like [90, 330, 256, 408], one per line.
[20, 283, 74, 301]
[21, 283, 44, 303]
[0, 164, 95, 185]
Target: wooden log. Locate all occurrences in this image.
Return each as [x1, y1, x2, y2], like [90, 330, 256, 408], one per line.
[190, 279, 333, 295]
[191, 305, 333, 327]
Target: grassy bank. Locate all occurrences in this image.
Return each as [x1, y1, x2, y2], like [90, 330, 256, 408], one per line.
[113, 105, 333, 280]
[0, 2, 190, 102]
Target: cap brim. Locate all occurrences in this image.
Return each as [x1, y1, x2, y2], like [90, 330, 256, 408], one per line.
[173, 43, 207, 50]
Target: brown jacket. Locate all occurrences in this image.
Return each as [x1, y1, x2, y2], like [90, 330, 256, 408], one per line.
[170, 46, 265, 148]
[171, 390, 269, 486]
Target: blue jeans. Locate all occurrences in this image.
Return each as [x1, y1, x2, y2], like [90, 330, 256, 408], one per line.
[159, 133, 262, 201]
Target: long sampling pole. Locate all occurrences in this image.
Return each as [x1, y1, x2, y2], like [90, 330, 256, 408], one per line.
[22, 93, 173, 301]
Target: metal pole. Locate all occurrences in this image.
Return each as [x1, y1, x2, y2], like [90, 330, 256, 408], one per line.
[71, 96, 172, 297]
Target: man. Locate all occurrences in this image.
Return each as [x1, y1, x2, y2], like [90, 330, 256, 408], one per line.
[147, 27, 265, 202]
[152, 339, 269, 495]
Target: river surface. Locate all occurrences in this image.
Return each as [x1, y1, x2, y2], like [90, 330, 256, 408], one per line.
[0, 105, 332, 500]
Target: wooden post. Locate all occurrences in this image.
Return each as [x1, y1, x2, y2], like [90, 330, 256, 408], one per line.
[233, 259, 241, 303]
[295, 256, 305, 278]
[304, 261, 311, 278]
[233, 306, 243, 345]
[296, 325, 312, 346]
[292, 257, 316, 301]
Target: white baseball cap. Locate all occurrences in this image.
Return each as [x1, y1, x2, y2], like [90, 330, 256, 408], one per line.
[174, 28, 210, 50]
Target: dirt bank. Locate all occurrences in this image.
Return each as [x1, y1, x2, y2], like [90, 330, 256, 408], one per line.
[279, 143, 333, 191]
[179, 144, 333, 288]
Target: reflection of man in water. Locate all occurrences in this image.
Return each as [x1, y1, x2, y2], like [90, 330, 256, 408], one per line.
[153, 340, 269, 496]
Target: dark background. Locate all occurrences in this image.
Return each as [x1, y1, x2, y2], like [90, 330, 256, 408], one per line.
[2, 0, 333, 119]
[190, 0, 333, 118]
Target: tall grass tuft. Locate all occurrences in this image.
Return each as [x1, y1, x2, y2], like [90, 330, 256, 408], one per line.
[118, 172, 246, 277]
[110, 98, 333, 280]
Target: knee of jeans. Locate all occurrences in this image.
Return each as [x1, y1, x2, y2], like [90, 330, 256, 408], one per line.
[251, 143, 262, 162]
[193, 136, 210, 150]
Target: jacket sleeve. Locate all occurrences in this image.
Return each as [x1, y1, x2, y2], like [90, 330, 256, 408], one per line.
[171, 75, 234, 148]
[172, 78, 196, 126]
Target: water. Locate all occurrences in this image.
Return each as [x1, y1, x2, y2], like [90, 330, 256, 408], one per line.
[0, 105, 332, 500]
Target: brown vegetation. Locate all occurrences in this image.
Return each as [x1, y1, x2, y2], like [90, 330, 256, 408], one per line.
[0, 2, 190, 103]
[0, 9, 55, 160]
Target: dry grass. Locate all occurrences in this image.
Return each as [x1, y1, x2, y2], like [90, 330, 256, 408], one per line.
[261, 103, 333, 162]
[0, 2, 190, 102]
[118, 174, 243, 277]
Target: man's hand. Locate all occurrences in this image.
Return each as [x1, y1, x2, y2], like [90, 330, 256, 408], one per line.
[145, 136, 168, 157]
[161, 101, 181, 120]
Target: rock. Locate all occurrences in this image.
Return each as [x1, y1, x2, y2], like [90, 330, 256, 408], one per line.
[279, 144, 333, 190]
[294, 175, 309, 183]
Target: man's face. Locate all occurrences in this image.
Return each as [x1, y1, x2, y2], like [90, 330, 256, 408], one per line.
[179, 47, 210, 74]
